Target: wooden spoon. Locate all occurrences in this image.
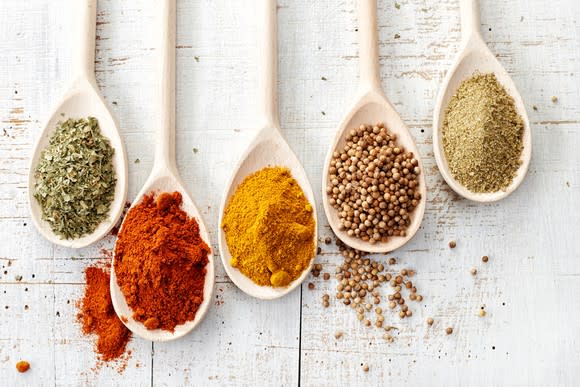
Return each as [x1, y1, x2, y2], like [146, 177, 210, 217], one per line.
[28, 0, 128, 248]
[110, 0, 214, 341]
[218, 0, 318, 300]
[432, 0, 532, 202]
[321, 0, 426, 253]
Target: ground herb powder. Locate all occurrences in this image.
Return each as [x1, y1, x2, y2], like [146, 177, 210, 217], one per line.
[221, 167, 316, 287]
[442, 73, 524, 193]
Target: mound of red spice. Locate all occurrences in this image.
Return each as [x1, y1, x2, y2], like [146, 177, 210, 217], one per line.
[77, 265, 131, 362]
[113, 191, 210, 332]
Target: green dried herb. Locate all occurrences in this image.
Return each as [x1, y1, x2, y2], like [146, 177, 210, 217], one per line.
[442, 73, 524, 193]
[33, 117, 116, 239]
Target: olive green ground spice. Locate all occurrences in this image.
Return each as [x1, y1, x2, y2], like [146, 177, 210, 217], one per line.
[442, 73, 524, 193]
[33, 117, 116, 239]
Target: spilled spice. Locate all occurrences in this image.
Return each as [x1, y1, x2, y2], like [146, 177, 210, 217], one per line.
[16, 360, 30, 373]
[77, 264, 131, 365]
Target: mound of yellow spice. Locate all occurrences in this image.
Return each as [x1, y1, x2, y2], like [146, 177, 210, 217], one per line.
[222, 167, 316, 287]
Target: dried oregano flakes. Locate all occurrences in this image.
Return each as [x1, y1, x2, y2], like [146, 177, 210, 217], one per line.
[442, 73, 524, 193]
[33, 117, 116, 239]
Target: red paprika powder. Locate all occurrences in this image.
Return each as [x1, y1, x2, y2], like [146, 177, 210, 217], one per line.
[77, 265, 131, 362]
[114, 191, 210, 332]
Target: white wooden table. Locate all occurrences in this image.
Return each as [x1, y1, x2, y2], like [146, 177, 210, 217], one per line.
[1, 0, 579, 385]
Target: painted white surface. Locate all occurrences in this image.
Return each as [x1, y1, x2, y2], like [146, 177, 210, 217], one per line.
[0, 0, 578, 385]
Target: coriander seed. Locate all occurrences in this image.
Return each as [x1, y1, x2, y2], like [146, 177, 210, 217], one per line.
[326, 122, 422, 243]
[446, 327, 453, 335]
[427, 317, 434, 325]
[482, 255, 489, 263]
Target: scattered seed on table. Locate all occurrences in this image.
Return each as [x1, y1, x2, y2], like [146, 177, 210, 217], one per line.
[449, 240, 456, 248]
[551, 96, 558, 103]
[416, 295, 423, 302]
[317, 247, 322, 255]
[308, 282, 315, 290]
[470, 268, 477, 276]
[427, 317, 434, 325]
[335, 331, 344, 339]
[482, 255, 489, 263]
[16, 360, 30, 373]
[479, 309, 487, 317]
[314, 264, 323, 271]
[389, 301, 396, 309]
[389, 257, 397, 265]
[324, 237, 332, 244]
[323, 272, 330, 281]
[362, 363, 370, 372]
[383, 333, 394, 342]
[446, 327, 453, 335]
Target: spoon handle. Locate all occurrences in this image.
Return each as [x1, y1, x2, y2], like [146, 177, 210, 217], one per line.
[358, 0, 381, 93]
[460, 0, 482, 43]
[73, 0, 97, 81]
[257, 0, 280, 129]
[156, 0, 177, 172]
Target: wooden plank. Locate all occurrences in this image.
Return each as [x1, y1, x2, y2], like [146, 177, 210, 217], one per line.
[0, 0, 579, 385]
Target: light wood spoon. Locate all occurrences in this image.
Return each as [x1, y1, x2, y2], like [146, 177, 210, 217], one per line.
[322, 0, 426, 253]
[28, 0, 128, 248]
[110, 0, 214, 341]
[432, 0, 532, 202]
[218, 0, 318, 300]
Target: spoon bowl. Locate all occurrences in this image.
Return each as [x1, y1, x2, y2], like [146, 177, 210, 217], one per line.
[28, 0, 128, 248]
[110, 0, 213, 341]
[322, 91, 426, 253]
[218, 127, 318, 300]
[321, 0, 426, 253]
[218, 0, 317, 300]
[110, 171, 214, 342]
[432, 0, 532, 202]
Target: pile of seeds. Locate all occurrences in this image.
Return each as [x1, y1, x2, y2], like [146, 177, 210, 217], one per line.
[442, 73, 524, 193]
[326, 122, 421, 243]
[332, 239, 425, 340]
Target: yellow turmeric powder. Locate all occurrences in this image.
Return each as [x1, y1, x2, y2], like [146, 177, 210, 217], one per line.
[222, 167, 316, 287]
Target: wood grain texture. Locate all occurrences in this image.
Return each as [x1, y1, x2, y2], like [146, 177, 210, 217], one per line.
[0, 0, 579, 385]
